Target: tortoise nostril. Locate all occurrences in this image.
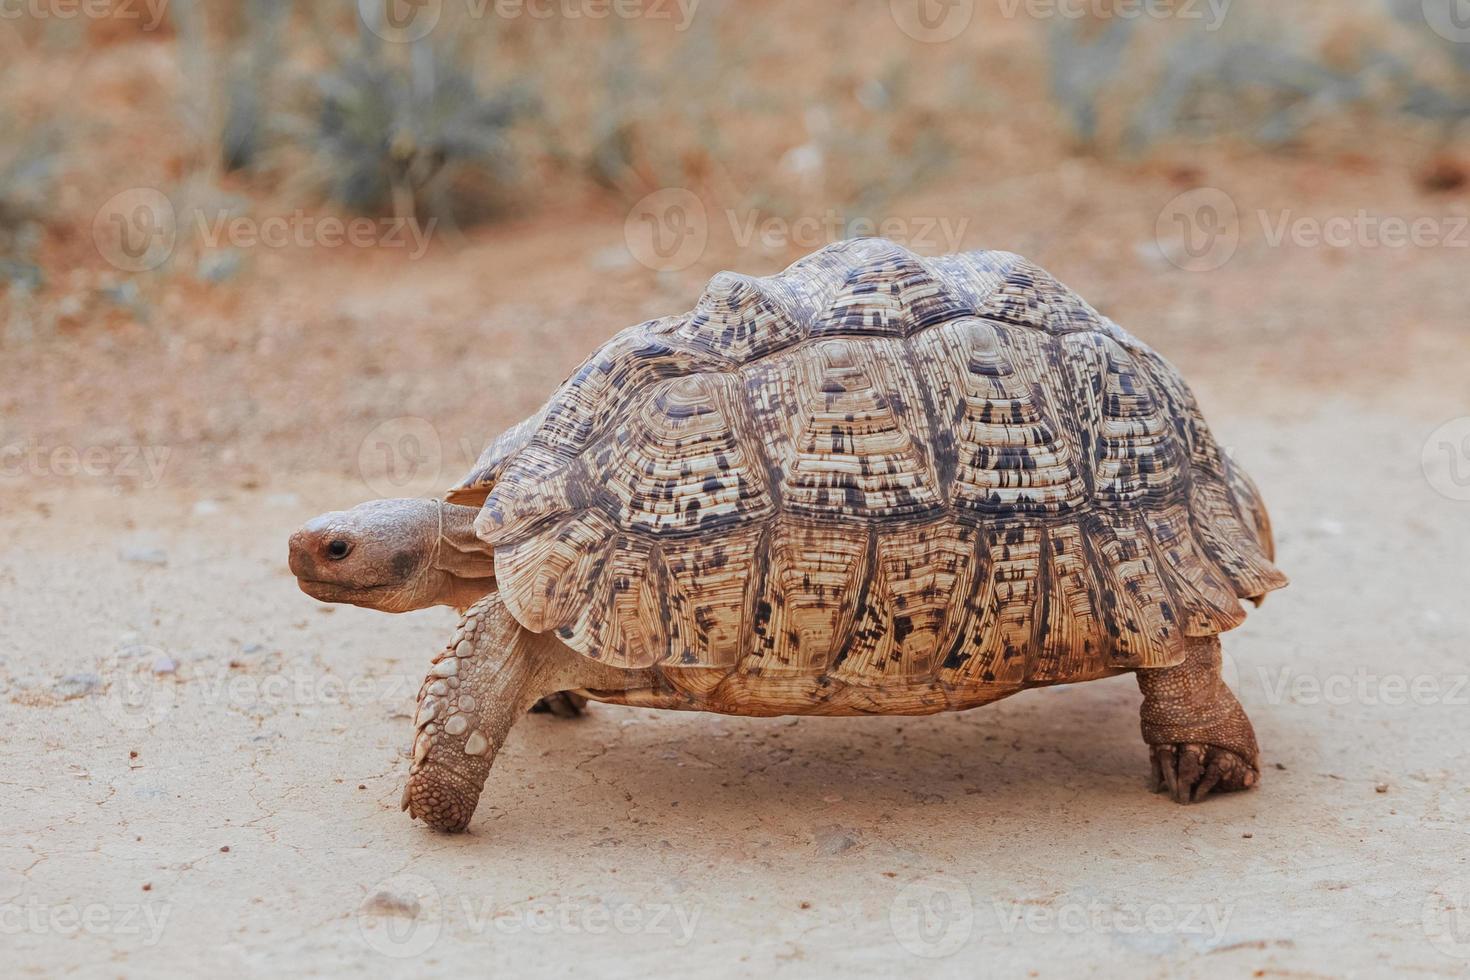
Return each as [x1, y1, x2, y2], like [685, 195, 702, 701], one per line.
[326, 539, 352, 561]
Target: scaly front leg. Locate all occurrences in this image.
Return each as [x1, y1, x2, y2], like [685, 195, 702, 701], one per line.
[402, 594, 638, 832]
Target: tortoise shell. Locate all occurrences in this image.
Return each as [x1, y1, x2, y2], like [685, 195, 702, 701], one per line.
[447, 239, 1286, 689]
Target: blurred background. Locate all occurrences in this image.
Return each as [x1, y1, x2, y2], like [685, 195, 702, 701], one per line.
[7, 4, 1470, 975]
[2, 0, 1467, 493]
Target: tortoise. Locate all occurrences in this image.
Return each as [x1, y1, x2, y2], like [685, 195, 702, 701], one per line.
[289, 238, 1287, 833]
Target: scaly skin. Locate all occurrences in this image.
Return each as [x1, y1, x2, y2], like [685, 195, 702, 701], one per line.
[1137, 635, 1260, 804]
[402, 594, 648, 832]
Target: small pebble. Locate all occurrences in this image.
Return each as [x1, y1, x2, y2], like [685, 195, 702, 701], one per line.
[151, 657, 177, 676]
[219, 846, 230, 853]
[361, 891, 419, 919]
[813, 826, 859, 855]
[1375, 783, 1389, 794]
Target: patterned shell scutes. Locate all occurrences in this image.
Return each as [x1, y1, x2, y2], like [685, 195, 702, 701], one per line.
[447, 405, 549, 507]
[477, 239, 1287, 685]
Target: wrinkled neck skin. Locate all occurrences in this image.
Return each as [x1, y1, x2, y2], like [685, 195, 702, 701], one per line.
[428, 502, 497, 610]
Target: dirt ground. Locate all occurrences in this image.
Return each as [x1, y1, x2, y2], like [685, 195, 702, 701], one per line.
[5, 150, 1470, 975]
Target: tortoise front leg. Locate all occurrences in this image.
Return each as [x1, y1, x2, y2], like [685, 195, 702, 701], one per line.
[1136, 635, 1260, 804]
[402, 595, 636, 832]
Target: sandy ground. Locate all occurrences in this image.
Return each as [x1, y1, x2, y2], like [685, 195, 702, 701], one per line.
[5, 52, 1470, 967]
[4, 392, 1470, 977]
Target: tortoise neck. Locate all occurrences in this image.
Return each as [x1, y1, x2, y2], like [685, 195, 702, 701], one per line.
[430, 501, 496, 605]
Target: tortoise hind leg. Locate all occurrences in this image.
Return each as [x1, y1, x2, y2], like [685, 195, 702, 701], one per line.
[531, 692, 589, 718]
[1136, 635, 1260, 804]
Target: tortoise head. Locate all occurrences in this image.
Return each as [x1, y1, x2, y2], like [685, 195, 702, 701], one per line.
[288, 499, 495, 612]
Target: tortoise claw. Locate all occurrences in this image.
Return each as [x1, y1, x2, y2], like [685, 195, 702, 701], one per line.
[1151, 743, 1259, 804]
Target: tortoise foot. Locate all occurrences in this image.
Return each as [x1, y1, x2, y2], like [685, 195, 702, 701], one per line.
[530, 692, 588, 718]
[402, 766, 480, 833]
[1150, 743, 1259, 804]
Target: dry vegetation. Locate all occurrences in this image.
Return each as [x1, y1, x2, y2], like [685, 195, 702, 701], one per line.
[1, 0, 1467, 487]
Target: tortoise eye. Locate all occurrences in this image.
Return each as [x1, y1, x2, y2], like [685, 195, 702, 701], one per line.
[326, 539, 352, 560]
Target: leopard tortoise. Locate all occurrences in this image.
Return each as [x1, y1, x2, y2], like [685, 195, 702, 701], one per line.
[289, 238, 1287, 832]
